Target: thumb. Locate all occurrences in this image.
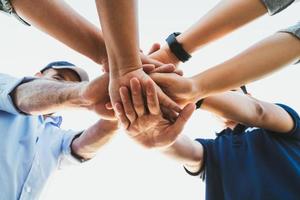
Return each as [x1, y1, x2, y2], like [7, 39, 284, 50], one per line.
[148, 43, 161, 55]
[172, 103, 195, 131]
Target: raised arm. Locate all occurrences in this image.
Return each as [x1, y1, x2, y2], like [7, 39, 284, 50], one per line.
[12, 74, 114, 118]
[71, 119, 118, 160]
[11, 0, 107, 66]
[95, 0, 180, 116]
[193, 32, 300, 98]
[149, 0, 268, 64]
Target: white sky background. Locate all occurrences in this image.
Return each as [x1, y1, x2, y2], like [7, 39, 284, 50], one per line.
[0, 1, 299, 199]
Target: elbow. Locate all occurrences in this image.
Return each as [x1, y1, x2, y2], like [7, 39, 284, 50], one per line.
[253, 100, 267, 125]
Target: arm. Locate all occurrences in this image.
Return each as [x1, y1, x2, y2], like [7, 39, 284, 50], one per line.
[95, 0, 180, 116]
[150, 0, 268, 64]
[161, 135, 204, 174]
[201, 92, 295, 133]
[12, 79, 88, 115]
[193, 32, 300, 98]
[95, 0, 141, 76]
[11, 0, 107, 66]
[71, 119, 118, 160]
[12, 74, 114, 118]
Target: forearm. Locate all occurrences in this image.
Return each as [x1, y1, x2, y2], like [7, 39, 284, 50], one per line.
[157, 0, 267, 64]
[71, 119, 118, 159]
[96, 0, 141, 76]
[161, 135, 203, 173]
[176, 0, 267, 54]
[11, 0, 107, 65]
[193, 32, 300, 98]
[13, 79, 88, 115]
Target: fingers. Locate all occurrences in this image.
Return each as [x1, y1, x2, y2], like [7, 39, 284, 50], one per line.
[119, 86, 137, 123]
[145, 80, 160, 115]
[114, 102, 130, 129]
[141, 53, 164, 68]
[156, 86, 181, 113]
[142, 64, 155, 74]
[130, 78, 146, 117]
[172, 103, 195, 132]
[150, 64, 176, 74]
[148, 43, 161, 55]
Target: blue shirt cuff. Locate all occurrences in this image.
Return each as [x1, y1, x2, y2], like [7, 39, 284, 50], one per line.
[58, 130, 86, 168]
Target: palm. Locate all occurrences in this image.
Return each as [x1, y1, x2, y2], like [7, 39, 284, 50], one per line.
[127, 114, 178, 149]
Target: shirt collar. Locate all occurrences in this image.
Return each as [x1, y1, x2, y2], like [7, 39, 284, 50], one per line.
[38, 115, 63, 127]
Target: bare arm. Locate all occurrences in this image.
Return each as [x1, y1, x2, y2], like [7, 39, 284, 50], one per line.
[150, 0, 267, 64]
[12, 79, 88, 115]
[71, 119, 118, 160]
[162, 134, 204, 174]
[12, 74, 113, 117]
[95, 0, 141, 76]
[193, 32, 300, 98]
[201, 92, 295, 133]
[11, 0, 107, 65]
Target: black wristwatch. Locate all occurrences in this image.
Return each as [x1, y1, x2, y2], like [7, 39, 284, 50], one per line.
[166, 32, 191, 62]
[195, 99, 205, 110]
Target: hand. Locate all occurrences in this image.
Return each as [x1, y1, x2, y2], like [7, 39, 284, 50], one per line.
[80, 73, 115, 119]
[115, 77, 195, 149]
[109, 68, 181, 120]
[148, 43, 180, 67]
[150, 73, 199, 107]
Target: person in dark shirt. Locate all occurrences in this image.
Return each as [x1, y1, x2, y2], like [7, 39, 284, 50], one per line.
[115, 77, 300, 200]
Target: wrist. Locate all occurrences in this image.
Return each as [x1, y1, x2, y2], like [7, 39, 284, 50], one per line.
[188, 77, 203, 103]
[67, 82, 92, 108]
[160, 45, 181, 65]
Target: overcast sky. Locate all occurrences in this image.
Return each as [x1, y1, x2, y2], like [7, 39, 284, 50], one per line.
[0, 1, 299, 199]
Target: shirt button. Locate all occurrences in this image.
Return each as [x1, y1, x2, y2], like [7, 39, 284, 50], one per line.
[26, 186, 31, 193]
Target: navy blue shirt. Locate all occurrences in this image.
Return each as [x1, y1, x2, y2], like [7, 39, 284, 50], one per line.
[193, 104, 300, 200]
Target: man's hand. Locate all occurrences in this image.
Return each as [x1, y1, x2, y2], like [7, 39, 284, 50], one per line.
[80, 73, 115, 119]
[109, 68, 181, 121]
[150, 73, 199, 107]
[115, 77, 195, 149]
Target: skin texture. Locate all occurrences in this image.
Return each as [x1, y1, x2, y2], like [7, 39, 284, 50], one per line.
[149, 0, 267, 65]
[12, 68, 118, 160]
[95, 0, 181, 119]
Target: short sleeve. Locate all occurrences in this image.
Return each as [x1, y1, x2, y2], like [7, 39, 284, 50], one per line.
[0, 73, 35, 115]
[271, 104, 300, 140]
[184, 138, 214, 180]
[260, 0, 295, 15]
[279, 22, 300, 64]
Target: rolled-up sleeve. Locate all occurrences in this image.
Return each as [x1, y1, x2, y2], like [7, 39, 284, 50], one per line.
[58, 130, 85, 169]
[0, 73, 35, 115]
[260, 0, 295, 15]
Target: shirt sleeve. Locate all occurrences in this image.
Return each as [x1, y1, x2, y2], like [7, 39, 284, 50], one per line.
[184, 138, 214, 180]
[57, 130, 87, 169]
[269, 104, 300, 140]
[0, 73, 36, 115]
[260, 0, 296, 15]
